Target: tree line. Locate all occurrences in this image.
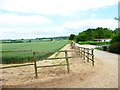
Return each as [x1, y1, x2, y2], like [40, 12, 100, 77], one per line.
[69, 27, 120, 54]
[69, 27, 120, 42]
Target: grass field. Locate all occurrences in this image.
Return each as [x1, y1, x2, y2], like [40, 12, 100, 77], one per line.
[1, 40, 67, 64]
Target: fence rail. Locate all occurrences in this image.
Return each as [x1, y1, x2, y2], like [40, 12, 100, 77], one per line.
[34, 50, 75, 53]
[1, 63, 34, 69]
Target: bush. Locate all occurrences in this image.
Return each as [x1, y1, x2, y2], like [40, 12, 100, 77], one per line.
[109, 42, 120, 54]
[111, 33, 120, 43]
[78, 41, 110, 45]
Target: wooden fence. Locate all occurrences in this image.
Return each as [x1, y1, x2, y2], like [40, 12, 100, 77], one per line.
[71, 42, 95, 66]
[1, 44, 95, 78]
[31, 46, 94, 78]
[33, 50, 71, 78]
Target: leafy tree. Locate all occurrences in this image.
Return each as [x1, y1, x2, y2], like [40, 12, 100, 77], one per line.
[10, 40, 23, 43]
[113, 28, 120, 34]
[96, 27, 113, 38]
[86, 29, 96, 40]
[75, 27, 113, 42]
[28, 40, 31, 42]
[111, 31, 120, 43]
[108, 19, 120, 54]
[69, 34, 76, 40]
[75, 32, 87, 42]
[114, 17, 120, 21]
[50, 38, 53, 41]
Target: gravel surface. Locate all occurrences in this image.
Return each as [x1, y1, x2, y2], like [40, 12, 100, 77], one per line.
[2, 44, 118, 88]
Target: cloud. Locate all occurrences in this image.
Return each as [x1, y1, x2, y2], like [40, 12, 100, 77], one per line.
[91, 14, 96, 17]
[64, 18, 118, 32]
[0, 18, 117, 39]
[0, 26, 70, 39]
[0, 0, 118, 39]
[0, 26, 66, 33]
[0, 32, 70, 39]
[0, 13, 69, 39]
[0, 14, 52, 27]
[0, 0, 118, 16]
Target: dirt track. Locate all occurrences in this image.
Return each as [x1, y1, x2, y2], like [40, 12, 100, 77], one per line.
[1, 44, 118, 88]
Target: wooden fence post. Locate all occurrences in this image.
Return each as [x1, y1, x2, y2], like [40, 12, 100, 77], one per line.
[73, 43, 75, 49]
[91, 49, 94, 66]
[83, 48, 85, 60]
[33, 52, 38, 78]
[87, 49, 89, 62]
[78, 47, 80, 56]
[81, 47, 82, 57]
[76, 47, 79, 55]
[81, 47, 83, 58]
[79, 47, 81, 56]
[71, 42, 73, 49]
[75, 46, 76, 52]
[65, 50, 70, 73]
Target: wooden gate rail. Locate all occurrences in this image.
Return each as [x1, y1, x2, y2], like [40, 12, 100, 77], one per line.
[71, 42, 95, 66]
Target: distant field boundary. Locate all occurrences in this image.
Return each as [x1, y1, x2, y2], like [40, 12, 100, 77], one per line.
[0, 50, 32, 53]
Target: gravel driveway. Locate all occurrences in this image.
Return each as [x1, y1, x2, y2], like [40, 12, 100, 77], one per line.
[74, 44, 118, 88]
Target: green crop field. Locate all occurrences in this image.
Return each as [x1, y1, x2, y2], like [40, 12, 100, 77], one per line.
[1, 40, 67, 64]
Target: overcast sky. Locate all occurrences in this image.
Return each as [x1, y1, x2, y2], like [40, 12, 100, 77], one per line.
[0, 0, 119, 39]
